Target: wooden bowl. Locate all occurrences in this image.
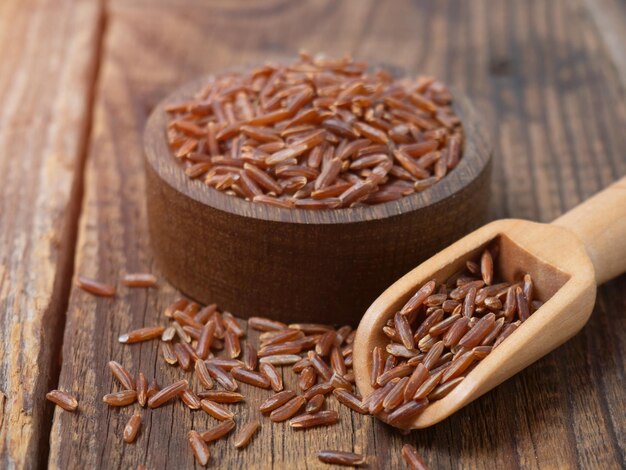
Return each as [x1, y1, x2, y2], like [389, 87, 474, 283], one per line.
[143, 78, 492, 325]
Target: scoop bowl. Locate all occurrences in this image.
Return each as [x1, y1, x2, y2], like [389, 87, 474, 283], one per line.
[353, 176, 626, 428]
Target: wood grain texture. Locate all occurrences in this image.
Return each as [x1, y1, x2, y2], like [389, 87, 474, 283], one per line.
[48, 0, 626, 469]
[0, 0, 104, 468]
[144, 83, 491, 325]
[582, 0, 626, 91]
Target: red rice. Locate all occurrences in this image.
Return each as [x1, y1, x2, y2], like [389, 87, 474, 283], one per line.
[197, 390, 245, 403]
[259, 362, 283, 392]
[137, 372, 148, 407]
[233, 420, 260, 449]
[147, 379, 187, 408]
[317, 450, 365, 466]
[289, 410, 338, 429]
[102, 390, 137, 407]
[373, 242, 544, 428]
[270, 395, 306, 422]
[303, 382, 334, 401]
[305, 394, 325, 413]
[165, 55, 463, 209]
[333, 389, 369, 414]
[122, 273, 157, 287]
[401, 444, 430, 470]
[200, 419, 236, 442]
[259, 390, 297, 413]
[77, 276, 116, 297]
[123, 414, 142, 443]
[206, 363, 238, 391]
[107, 361, 135, 391]
[386, 399, 429, 428]
[231, 367, 271, 389]
[179, 388, 202, 410]
[118, 326, 165, 344]
[200, 399, 234, 420]
[46, 390, 78, 412]
[188, 430, 210, 465]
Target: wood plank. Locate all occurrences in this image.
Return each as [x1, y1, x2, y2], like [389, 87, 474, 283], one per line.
[581, 0, 626, 90]
[49, 0, 626, 468]
[0, 0, 104, 467]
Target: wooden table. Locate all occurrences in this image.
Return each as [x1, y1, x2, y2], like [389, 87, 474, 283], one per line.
[1, 0, 624, 468]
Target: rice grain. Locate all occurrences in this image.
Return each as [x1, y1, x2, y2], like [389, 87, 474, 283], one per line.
[206, 363, 238, 391]
[289, 410, 338, 429]
[260, 390, 297, 413]
[231, 367, 271, 389]
[197, 390, 245, 403]
[333, 389, 369, 414]
[200, 399, 235, 420]
[233, 420, 261, 449]
[103, 390, 137, 407]
[200, 419, 236, 442]
[77, 276, 116, 297]
[188, 430, 210, 466]
[180, 388, 202, 410]
[123, 414, 142, 443]
[260, 362, 283, 392]
[108, 361, 135, 391]
[46, 390, 78, 411]
[386, 399, 429, 428]
[306, 394, 325, 413]
[270, 395, 306, 422]
[147, 379, 188, 408]
[317, 450, 365, 466]
[137, 372, 148, 407]
[118, 326, 165, 344]
[122, 273, 157, 287]
[401, 444, 430, 470]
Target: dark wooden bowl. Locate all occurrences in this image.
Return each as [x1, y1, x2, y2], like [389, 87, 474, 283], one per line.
[143, 79, 492, 325]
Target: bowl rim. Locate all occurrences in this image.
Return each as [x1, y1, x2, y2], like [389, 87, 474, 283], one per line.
[143, 73, 491, 225]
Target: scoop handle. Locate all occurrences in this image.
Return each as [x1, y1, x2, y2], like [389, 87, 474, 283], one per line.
[552, 176, 626, 285]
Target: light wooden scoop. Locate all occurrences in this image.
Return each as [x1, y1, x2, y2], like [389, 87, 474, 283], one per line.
[353, 176, 626, 429]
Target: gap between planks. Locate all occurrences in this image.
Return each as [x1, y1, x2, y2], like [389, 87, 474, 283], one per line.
[35, 1, 109, 469]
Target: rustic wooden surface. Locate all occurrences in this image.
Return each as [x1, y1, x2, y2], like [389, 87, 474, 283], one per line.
[0, 0, 104, 468]
[0, 0, 624, 469]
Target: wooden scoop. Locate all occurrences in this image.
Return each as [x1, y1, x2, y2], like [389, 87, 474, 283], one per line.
[353, 176, 626, 429]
